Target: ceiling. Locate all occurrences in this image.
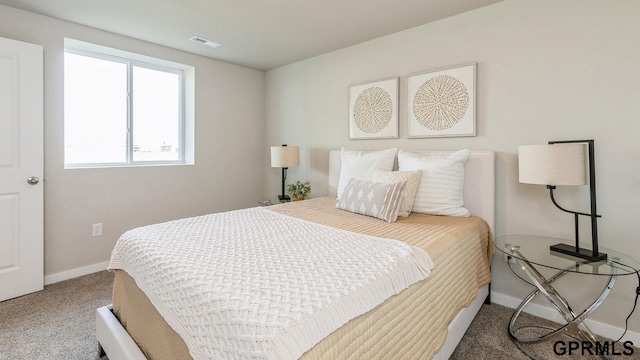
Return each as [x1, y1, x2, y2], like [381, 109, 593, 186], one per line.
[0, 0, 502, 71]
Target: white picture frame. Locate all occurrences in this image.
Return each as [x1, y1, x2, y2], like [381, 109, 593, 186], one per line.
[348, 77, 399, 139]
[407, 63, 476, 138]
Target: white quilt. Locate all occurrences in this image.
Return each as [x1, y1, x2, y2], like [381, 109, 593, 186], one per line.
[108, 207, 434, 360]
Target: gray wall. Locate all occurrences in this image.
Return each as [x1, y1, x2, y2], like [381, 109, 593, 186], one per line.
[265, 0, 640, 336]
[0, 4, 265, 277]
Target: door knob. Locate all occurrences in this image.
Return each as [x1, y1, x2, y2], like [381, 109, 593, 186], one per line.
[27, 176, 39, 185]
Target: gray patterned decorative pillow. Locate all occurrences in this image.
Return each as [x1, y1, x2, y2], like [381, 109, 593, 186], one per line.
[336, 179, 407, 223]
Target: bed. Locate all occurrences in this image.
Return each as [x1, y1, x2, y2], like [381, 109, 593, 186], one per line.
[96, 149, 495, 360]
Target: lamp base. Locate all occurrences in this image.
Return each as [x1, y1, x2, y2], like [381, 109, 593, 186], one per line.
[278, 195, 291, 202]
[550, 243, 607, 262]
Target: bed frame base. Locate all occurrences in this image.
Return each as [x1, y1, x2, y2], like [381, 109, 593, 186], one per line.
[96, 284, 490, 360]
[96, 306, 147, 360]
[433, 284, 489, 359]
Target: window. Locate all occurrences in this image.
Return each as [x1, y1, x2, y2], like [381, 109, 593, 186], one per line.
[64, 39, 194, 168]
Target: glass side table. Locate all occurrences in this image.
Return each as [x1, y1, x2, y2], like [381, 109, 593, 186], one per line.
[495, 235, 640, 360]
[258, 196, 290, 206]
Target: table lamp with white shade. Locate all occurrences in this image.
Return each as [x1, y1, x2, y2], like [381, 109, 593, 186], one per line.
[518, 139, 606, 261]
[270, 144, 300, 202]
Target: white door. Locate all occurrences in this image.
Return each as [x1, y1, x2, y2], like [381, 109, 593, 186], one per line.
[0, 37, 44, 302]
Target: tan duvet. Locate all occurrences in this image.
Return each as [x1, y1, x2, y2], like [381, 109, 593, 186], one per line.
[112, 197, 493, 359]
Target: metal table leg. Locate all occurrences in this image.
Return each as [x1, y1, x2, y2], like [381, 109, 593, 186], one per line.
[505, 246, 616, 360]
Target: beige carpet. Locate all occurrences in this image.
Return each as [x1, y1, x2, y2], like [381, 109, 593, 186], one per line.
[0, 271, 113, 360]
[451, 301, 640, 360]
[1, 271, 638, 359]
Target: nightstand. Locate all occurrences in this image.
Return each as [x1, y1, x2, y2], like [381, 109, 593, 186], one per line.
[495, 235, 640, 359]
[258, 196, 290, 206]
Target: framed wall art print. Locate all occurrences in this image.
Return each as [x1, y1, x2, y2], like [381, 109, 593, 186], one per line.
[348, 77, 399, 139]
[407, 63, 476, 138]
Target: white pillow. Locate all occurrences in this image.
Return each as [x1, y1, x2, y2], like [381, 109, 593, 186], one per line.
[398, 149, 470, 217]
[336, 179, 406, 223]
[337, 148, 397, 199]
[371, 169, 422, 217]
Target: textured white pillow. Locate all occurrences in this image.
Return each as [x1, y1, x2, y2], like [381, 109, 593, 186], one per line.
[398, 149, 471, 217]
[371, 169, 422, 217]
[336, 179, 406, 223]
[337, 148, 397, 199]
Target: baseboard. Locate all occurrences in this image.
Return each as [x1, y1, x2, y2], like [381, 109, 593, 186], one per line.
[44, 261, 110, 285]
[491, 291, 640, 345]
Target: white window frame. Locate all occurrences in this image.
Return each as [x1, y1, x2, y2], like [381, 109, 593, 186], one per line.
[64, 39, 195, 169]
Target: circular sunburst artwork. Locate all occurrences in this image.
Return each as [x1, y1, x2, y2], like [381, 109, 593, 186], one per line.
[413, 75, 469, 131]
[353, 86, 392, 134]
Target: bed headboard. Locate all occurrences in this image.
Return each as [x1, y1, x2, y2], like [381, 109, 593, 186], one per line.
[328, 150, 495, 235]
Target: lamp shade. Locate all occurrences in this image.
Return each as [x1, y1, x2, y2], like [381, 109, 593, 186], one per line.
[518, 144, 586, 186]
[271, 146, 300, 168]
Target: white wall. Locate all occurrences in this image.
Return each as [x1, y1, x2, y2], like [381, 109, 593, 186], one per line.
[0, 5, 265, 278]
[265, 0, 640, 337]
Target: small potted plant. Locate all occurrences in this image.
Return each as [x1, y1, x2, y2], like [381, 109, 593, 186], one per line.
[286, 180, 311, 201]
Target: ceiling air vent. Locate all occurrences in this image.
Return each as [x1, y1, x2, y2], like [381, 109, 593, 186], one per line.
[189, 36, 222, 49]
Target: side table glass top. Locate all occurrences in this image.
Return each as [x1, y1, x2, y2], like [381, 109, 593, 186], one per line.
[258, 196, 290, 206]
[495, 235, 640, 276]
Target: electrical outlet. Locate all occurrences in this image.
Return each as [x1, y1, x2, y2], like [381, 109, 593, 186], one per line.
[92, 223, 102, 237]
[503, 253, 516, 264]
